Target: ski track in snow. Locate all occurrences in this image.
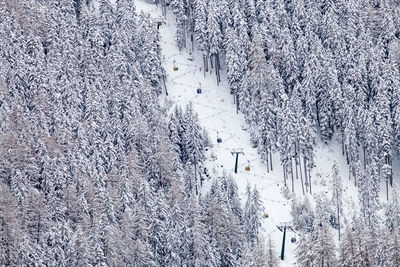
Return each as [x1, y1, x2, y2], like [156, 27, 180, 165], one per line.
[135, 1, 400, 265]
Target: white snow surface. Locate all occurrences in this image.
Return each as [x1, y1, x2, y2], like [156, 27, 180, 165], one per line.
[134, 1, 399, 266]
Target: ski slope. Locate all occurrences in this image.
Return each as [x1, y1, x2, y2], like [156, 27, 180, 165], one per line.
[135, 1, 399, 265]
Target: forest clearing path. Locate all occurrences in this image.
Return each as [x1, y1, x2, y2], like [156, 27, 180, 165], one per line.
[133, 0, 397, 264]
[135, 1, 298, 263]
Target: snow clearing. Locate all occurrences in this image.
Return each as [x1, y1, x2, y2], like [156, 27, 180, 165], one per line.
[136, 0, 399, 265]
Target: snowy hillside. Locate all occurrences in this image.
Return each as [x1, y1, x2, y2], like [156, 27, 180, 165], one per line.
[1, 0, 400, 266]
[136, 0, 400, 266]
[135, 0, 296, 264]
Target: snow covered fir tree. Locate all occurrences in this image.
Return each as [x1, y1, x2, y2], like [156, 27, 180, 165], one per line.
[1, 0, 400, 266]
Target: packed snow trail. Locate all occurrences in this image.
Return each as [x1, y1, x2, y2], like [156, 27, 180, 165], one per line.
[135, 1, 297, 264]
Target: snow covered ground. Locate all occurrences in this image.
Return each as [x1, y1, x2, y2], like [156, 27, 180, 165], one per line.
[135, 1, 399, 265]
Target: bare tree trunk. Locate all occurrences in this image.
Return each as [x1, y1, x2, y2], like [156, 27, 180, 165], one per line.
[299, 155, 305, 195]
[217, 52, 220, 70]
[341, 134, 345, 156]
[337, 198, 341, 240]
[195, 162, 198, 195]
[215, 52, 220, 85]
[270, 150, 273, 171]
[191, 34, 194, 54]
[182, 20, 187, 49]
[266, 148, 270, 173]
[304, 157, 308, 193]
[283, 165, 287, 186]
[291, 159, 294, 193]
[309, 169, 312, 195]
[217, 52, 221, 70]
[203, 56, 207, 76]
[387, 179, 389, 201]
[295, 141, 299, 180]
[363, 146, 366, 170]
[162, 73, 168, 95]
[390, 155, 393, 186]
[236, 94, 239, 114]
[300, 173, 305, 195]
[299, 154, 303, 182]
[210, 53, 214, 69]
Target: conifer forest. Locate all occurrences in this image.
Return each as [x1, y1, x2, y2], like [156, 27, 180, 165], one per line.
[1, 0, 400, 266]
